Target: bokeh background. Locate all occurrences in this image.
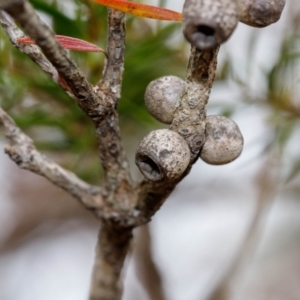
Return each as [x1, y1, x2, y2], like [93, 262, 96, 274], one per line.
[0, 0, 300, 299]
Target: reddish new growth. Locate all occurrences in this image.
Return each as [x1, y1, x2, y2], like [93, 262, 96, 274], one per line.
[93, 0, 182, 21]
[17, 35, 107, 55]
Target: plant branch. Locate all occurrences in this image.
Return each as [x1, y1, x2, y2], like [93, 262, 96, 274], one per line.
[134, 46, 219, 224]
[98, 8, 126, 101]
[2, 1, 132, 189]
[0, 106, 103, 209]
[91, 6, 132, 192]
[2, 1, 104, 114]
[171, 46, 219, 161]
[0, 11, 74, 95]
[90, 222, 133, 300]
[88, 8, 134, 300]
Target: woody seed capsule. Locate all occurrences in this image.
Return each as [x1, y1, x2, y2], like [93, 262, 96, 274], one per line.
[183, 0, 239, 50]
[135, 129, 190, 182]
[237, 0, 286, 27]
[144, 76, 186, 124]
[200, 115, 243, 165]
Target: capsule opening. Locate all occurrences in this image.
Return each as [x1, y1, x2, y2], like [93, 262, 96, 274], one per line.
[196, 25, 215, 37]
[136, 155, 163, 182]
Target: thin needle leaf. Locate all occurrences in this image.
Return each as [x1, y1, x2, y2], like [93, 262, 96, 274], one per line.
[93, 0, 182, 21]
[17, 35, 107, 54]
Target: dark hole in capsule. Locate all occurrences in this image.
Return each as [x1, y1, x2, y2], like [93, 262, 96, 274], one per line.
[196, 25, 215, 36]
[138, 156, 161, 179]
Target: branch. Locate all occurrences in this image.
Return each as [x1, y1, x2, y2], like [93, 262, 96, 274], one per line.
[0, 11, 70, 93]
[2, 1, 106, 117]
[171, 46, 219, 161]
[98, 8, 126, 101]
[0, 106, 103, 210]
[2, 1, 132, 188]
[89, 222, 133, 300]
[88, 8, 134, 300]
[134, 46, 219, 225]
[92, 7, 132, 190]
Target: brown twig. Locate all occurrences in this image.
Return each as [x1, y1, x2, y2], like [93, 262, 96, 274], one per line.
[98, 8, 126, 101]
[171, 46, 219, 160]
[90, 222, 133, 300]
[0, 106, 103, 209]
[2, 1, 104, 114]
[133, 46, 219, 224]
[1, 0, 132, 188]
[0, 11, 71, 94]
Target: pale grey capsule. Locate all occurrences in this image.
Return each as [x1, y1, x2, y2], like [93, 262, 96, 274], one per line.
[183, 0, 239, 50]
[135, 129, 190, 182]
[144, 76, 185, 124]
[200, 115, 243, 165]
[237, 0, 286, 27]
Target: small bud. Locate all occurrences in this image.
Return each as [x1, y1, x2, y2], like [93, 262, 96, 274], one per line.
[135, 129, 190, 182]
[144, 76, 185, 124]
[237, 0, 286, 27]
[200, 115, 243, 165]
[182, 0, 239, 50]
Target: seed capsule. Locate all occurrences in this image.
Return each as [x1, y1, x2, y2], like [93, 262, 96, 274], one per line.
[200, 115, 243, 165]
[182, 0, 239, 50]
[237, 0, 286, 27]
[135, 129, 190, 182]
[144, 76, 185, 124]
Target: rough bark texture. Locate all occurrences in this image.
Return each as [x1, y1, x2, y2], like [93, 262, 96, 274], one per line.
[0, 107, 102, 209]
[171, 47, 219, 161]
[4, 1, 102, 112]
[90, 223, 133, 300]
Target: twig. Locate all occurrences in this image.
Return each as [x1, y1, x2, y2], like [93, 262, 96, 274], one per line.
[1, 1, 132, 188]
[2, 1, 103, 114]
[98, 8, 126, 101]
[89, 222, 133, 300]
[0, 106, 103, 209]
[0, 11, 69, 94]
[1, 3, 133, 299]
[171, 46, 219, 160]
[88, 7, 134, 300]
[134, 46, 219, 224]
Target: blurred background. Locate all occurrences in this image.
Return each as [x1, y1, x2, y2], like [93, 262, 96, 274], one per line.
[0, 0, 300, 299]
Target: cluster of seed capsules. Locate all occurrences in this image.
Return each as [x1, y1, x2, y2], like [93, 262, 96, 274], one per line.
[183, 0, 286, 50]
[135, 0, 286, 183]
